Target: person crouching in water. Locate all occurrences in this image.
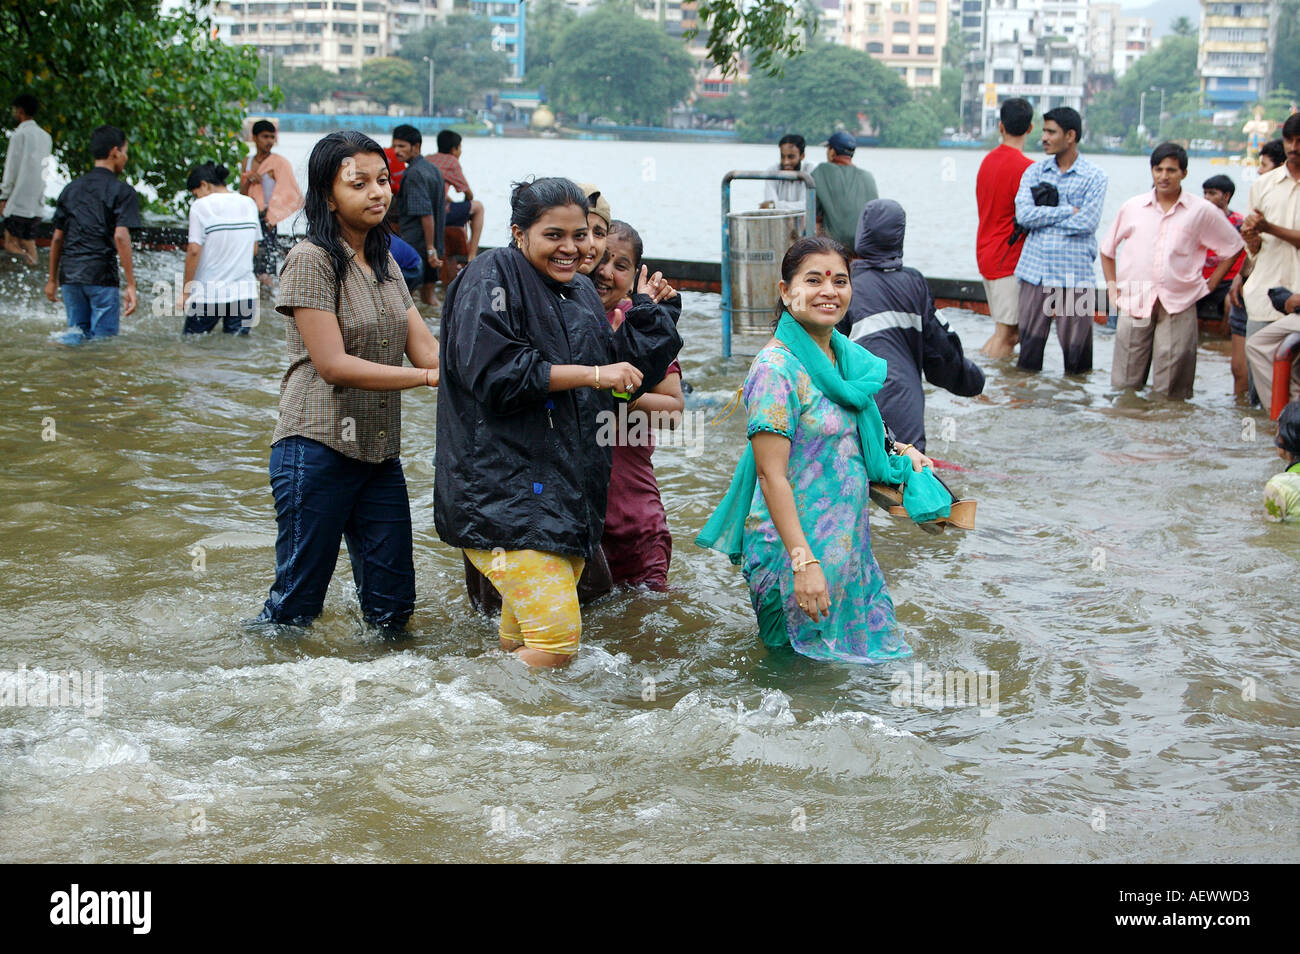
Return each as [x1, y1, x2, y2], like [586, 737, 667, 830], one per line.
[436, 178, 681, 667]
[837, 199, 984, 453]
[1266, 401, 1300, 521]
[695, 237, 951, 662]
[592, 220, 684, 590]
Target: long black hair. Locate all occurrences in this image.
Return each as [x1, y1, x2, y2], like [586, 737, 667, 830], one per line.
[508, 177, 588, 245]
[773, 235, 850, 327]
[303, 130, 393, 284]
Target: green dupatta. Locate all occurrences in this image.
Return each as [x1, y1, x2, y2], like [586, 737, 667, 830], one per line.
[694, 311, 951, 564]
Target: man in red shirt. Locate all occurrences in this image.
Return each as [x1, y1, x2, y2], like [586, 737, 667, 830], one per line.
[428, 129, 484, 260]
[975, 98, 1034, 358]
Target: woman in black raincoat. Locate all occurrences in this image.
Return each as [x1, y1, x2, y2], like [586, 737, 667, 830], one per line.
[435, 177, 681, 667]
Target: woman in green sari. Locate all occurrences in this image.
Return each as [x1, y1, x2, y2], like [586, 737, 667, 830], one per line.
[697, 237, 951, 662]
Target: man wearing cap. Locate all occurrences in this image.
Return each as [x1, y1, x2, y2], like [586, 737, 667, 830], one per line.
[812, 131, 878, 250]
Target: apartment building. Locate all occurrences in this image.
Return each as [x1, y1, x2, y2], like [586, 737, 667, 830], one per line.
[1198, 0, 1278, 112]
[1089, 3, 1153, 78]
[842, 0, 950, 89]
[221, 1, 392, 72]
[978, 0, 1087, 135]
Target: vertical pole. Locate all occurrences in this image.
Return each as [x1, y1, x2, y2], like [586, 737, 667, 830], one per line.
[720, 174, 732, 359]
[804, 175, 816, 239]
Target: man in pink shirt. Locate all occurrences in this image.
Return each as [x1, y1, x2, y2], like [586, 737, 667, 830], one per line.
[1100, 142, 1245, 398]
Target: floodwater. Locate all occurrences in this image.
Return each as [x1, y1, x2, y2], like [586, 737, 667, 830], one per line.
[1, 138, 1297, 863]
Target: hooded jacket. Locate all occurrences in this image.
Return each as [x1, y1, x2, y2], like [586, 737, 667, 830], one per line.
[434, 245, 682, 557]
[836, 199, 984, 452]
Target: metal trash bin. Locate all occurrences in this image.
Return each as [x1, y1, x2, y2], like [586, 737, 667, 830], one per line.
[726, 209, 804, 335]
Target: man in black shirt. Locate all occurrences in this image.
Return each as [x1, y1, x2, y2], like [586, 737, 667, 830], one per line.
[44, 125, 141, 340]
[391, 124, 444, 305]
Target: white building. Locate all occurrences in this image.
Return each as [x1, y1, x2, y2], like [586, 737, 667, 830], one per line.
[841, 0, 950, 89]
[979, 0, 1088, 135]
[1198, 0, 1278, 113]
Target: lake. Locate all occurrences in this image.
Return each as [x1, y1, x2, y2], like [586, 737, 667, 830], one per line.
[0, 135, 1295, 863]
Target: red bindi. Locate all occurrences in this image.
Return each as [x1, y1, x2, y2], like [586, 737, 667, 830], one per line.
[825, 270, 832, 276]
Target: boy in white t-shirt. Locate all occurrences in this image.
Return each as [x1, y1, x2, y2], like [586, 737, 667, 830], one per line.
[180, 162, 260, 334]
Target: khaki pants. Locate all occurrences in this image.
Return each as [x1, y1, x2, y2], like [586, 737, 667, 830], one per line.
[1111, 302, 1198, 398]
[1245, 312, 1300, 408]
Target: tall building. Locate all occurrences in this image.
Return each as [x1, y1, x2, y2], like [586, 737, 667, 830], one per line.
[978, 0, 1088, 135]
[222, 0, 393, 72]
[1198, 0, 1278, 113]
[471, 1, 526, 80]
[1087, 3, 1153, 78]
[842, 0, 949, 89]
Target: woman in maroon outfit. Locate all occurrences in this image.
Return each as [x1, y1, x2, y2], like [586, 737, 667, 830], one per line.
[591, 221, 684, 589]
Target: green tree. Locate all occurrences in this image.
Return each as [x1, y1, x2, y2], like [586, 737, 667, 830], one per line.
[739, 41, 909, 143]
[878, 99, 944, 148]
[549, 8, 695, 125]
[274, 62, 357, 112]
[394, 14, 509, 113]
[1170, 16, 1196, 37]
[0, 0, 273, 214]
[691, 1, 818, 77]
[525, 0, 577, 92]
[1084, 34, 1199, 138]
[360, 57, 420, 108]
[1276, 1, 1300, 97]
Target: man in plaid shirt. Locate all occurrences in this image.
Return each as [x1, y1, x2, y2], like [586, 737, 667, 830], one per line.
[1014, 107, 1108, 375]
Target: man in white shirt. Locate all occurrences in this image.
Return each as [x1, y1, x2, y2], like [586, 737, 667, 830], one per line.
[758, 134, 812, 213]
[1, 93, 53, 266]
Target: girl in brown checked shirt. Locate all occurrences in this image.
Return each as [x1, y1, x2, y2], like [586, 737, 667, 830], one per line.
[252, 131, 438, 633]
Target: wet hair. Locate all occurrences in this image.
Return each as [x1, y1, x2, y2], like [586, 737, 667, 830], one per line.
[1000, 98, 1033, 137]
[437, 129, 461, 153]
[89, 124, 126, 160]
[1150, 141, 1187, 171]
[778, 134, 806, 155]
[186, 162, 230, 191]
[1278, 401, 1300, 460]
[392, 123, 421, 147]
[1202, 174, 1235, 198]
[607, 220, 643, 270]
[303, 130, 394, 285]
[772, 235, 851, 327]
[251, 119, 276, 137]
[1284, 114, 1300, 141]
[1260, 139, 1286, 167]
[12, 93, 38, 117]
[1043, 106, 1082, 144]
[508, 177, 588, 240]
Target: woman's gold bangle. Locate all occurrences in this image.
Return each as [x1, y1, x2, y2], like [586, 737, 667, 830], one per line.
[792, 555, 820, 573]
[594, 365, 600, 388]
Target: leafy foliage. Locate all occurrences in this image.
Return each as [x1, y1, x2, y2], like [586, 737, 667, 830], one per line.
[1083, 35, 1198, 139]
[879, 100, 944, 148]
[360, 57, 420, 108]
[690, 0, 817, 78]
[393, 13, 510, 113]
[0, 0, 273, 214]
[739, 42, 910, 143]
[548, 8, 695, 125]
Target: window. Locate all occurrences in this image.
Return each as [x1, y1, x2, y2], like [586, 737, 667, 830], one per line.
[1206, 3, 1267, 15]
[340, 43, 353, 53]
[365, 45, 376, 54]
[890, 1, 907, 11]
[918, 45, 934, 54]
[892, 43, 910, 53]
[916, 67, 933, 80]
[893, 21, 911, 32]
[918, 0, 936, 10]
[919, 23, 935, 34]
[993, 69, 1014, 83]
[868, 22, 881, 33]
[867, 41, 885, 53]
[363, 23, 379, 33]
[1208, 27, 1267, 42]
[1023, 70, 1042, 84]
[1205, 51, 1266, 66]
[1049, 70, 1071, 84]
[962, 0, 981, 9]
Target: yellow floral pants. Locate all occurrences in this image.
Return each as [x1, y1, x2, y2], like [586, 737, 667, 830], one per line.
[463, 549, 586, 655]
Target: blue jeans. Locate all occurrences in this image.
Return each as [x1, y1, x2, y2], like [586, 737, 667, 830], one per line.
[184, 298, 255, 335]
[257, 436, 416, 629]
[62, 284, 120, 338]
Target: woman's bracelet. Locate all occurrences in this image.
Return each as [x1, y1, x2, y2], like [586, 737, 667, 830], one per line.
[792, 554, 820, 573]
[594, 365, 601, 389]
[424, 368, 432, 387]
